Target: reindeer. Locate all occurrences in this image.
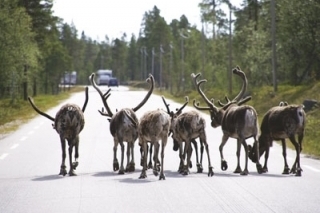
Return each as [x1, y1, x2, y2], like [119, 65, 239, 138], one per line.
[162, 96, 214, 176]
[27, 87, 89, 176]
[192, 67, 263, 175]
[90, 73, 154, 174]
[248, 101, 306, 176]
[138, 107, 171, 180]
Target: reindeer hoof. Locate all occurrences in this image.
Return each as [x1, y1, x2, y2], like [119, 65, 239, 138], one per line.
[256, 163, 263, 174]
[156, 163, 161, 172]
[153, 169, 159, 177]
[221, 160, 228, 171]
[72, 162, 79, 170]
[113, 160, 119, 171]
[196, 163, 203, 173]
[139, 171, 147, 179]
[295, 168, 302, 177]
[262, 167, 268, 173]
[59, 166, 67, 176]
[118, 169, 125, 175]
[208, 166, 214, 177]
[282, 167, 290, 174]
[147, 162, 153, 169]
[159, 173, 166, 180]
[233, 167, 242, 173]
[240, 170, 249, 176]
[69, 169, 77, 176]
[189, 161, 193, 168]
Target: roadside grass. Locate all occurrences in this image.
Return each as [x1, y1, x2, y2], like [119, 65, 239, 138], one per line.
[0, 86, 84, 138]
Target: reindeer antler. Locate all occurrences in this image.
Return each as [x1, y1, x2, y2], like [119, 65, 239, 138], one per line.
[132, 74, 155, 112]
[81, 86, 89, 112]
[191, 73, 218, 113]
[162, 96, 171, 114]
[176, 96, 189, 115]
[90, 73, 113, 117]
[218, 66, 250, 107]
[28, 97, 55, 121]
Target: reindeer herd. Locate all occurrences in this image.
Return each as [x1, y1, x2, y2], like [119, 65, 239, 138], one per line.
[27, 66, 306, 179]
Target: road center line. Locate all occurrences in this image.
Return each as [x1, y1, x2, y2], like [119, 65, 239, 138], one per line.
[10, 144, 19, 149]
[303, 165, 320, 173]
[0, 153, 9, 160]
[20, 136, 27, 141]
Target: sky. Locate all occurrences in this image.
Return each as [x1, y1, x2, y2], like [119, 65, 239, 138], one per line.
[52, 0, 242, 41]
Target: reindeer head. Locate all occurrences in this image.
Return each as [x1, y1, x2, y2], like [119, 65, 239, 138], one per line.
[191, 66, 251, 128]
[162, 96, 189, 151]
[90, 73, 155, 121]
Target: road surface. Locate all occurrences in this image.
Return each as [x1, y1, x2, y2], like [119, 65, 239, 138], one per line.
[1, 85, 320, 213]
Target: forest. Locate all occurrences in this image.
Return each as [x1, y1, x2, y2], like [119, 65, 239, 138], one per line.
[0, 0, 320, 102]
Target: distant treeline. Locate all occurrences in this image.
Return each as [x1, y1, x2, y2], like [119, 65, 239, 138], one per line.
[1, 0, 320, 102]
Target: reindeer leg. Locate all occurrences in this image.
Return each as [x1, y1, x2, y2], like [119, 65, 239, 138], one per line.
[159, 137, 167, 180]
[182, 140, 191, 175]
[148, 144, 154, 170]
[139, 141, 148, 179]
[128, 142, 135, 172]
[113, 139, 119, 172]
[234, 139, 242, 173]
[254, 136, 263, 174]
[219, 134, 229, 171]
[59, 137, 67, 176]
[240, 139, 249, 176]
[68, 140, 76, 176]
[118, 141, 125, 174]
[125, 143, 130, 172]
[178, 143, 184, 173]
[289, 135, 302, 176]
[199, 138, 204, 173]
[153, 141, 160, 177]
[72, 135, 79, 171]
[185, 142, 192, 175]
[262, 143, 269, 173]
[281, 139, 290, 174]
[201, 132, 213, 177]
[140, 145, 144, 167]
[191, 139, 198, 169]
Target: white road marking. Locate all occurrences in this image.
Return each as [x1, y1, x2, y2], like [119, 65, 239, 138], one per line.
[20, 136, 27, 141]
[0, 153, 9, 160]
[10, 144, 19, 149]
[303, 165, 320, 173]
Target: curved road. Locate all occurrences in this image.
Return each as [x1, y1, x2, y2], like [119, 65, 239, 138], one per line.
[0, 86, 320, 213]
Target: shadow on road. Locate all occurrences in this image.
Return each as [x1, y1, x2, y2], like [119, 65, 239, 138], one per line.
[32, 174, 64, 181]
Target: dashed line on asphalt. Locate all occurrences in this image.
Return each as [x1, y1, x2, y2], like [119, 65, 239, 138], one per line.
[20, 136, 27, 141]
[10, 144, 19, 149]
[303, 165, 320, 173]
[0, 153, 8, 160]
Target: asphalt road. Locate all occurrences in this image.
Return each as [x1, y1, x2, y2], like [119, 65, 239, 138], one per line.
[1, 85, 320, 213]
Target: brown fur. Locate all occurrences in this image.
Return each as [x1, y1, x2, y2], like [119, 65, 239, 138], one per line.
[248, 103, 306, 176]
[138, 109, 171, 180]
[28, 87, 89, 176]
[162, 97, 214, 176]
[90, 73, 154, 174]
[192, 67, 262, 175]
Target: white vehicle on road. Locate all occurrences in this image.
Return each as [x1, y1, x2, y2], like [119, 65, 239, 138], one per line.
[96, 69, 112, 85]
